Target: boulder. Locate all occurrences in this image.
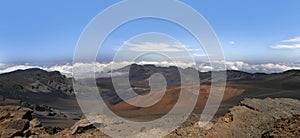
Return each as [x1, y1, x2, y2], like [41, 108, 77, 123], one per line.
[70, 118, 96, 135]
[30, 118, 42, 128]
[0, 106, 43, 138]
[0, 106, 33, 120]
[0, 119, 29, 137]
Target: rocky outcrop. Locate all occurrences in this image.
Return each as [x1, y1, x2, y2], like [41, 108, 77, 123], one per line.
[240, 98, 300, 119]
[211, 98, 300, 138]
[0, 106, 43, 138]
[166, 98, 300, 138]
[262, 115, 300, 137]
[70, 117, 96, 135]
[0, 105, 72, 138]
[0, 96, 68, 122]
[213, 105, 273, 137]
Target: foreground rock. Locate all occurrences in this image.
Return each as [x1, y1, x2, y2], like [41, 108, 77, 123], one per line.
[0, 106, 32, 137]
[1, 98, 300, 137]
[0, 106, 48, 137]
[262, 115, 300, 137]
[70, 117, 96, 135]
[212, 98, 300, 138]
[166, 98, 300, 138]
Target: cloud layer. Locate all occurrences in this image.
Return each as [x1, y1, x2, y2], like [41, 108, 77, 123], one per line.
[211, 60, 300, 73]
[1, 61, 300, 78]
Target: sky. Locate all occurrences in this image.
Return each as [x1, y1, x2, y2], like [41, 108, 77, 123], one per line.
[0, 0, 300, 73]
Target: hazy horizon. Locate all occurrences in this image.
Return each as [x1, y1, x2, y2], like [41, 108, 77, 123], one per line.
[1, 61, 300, 78]
[1, 0, 300, 74]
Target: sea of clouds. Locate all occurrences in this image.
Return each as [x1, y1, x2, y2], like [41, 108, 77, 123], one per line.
[0, 61, 299, 78]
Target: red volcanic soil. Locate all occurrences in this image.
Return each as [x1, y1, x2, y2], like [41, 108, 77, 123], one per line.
[108, 85, 244, 121]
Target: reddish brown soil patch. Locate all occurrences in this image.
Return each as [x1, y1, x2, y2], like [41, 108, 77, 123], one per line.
[108, 85, 244, 121]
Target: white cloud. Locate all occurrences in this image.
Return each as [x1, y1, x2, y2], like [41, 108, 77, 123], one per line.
[0, 63, 5, 68]
[187, 48, 202, 52]
[255, 63, 292, 72]
[198, 64, 213, 72]
[282, 37, 300, 43]
[124, 42, 186, 52]
[272, 37, 300, 49]
[192, 53, 207, 57]
[211, 60, 300, 73]
[1, 61, 300, 78]
[271, 44, 300, 49]
[229, 41, 236, 45]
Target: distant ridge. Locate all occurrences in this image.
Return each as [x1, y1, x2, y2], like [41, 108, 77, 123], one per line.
[1, 65, 300, 102]
[0, 68, 73, 100]
[113, 64, 300, 82]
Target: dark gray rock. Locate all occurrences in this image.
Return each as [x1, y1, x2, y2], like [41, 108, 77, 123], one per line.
[241, 98, 300, 119]
[213, 98, 300, 138]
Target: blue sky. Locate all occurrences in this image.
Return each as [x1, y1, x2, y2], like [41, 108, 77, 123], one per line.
[1, 0, 300, 65]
